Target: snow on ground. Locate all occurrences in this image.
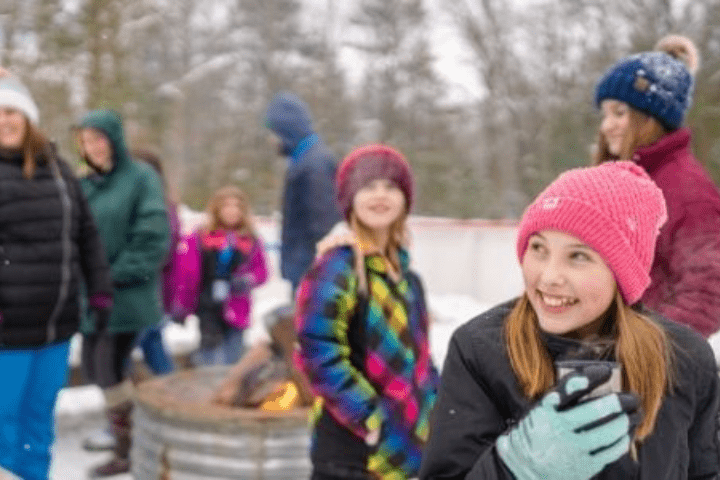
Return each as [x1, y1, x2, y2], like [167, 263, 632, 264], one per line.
[50, 293, 488, 479]
[48, 289, 720, 478]
[709, 333, 720, 362]
[427, 294, 491, 370]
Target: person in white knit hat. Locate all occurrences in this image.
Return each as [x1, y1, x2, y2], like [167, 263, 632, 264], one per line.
[0, 71, 39, 125]
[0, 69, 113, 480]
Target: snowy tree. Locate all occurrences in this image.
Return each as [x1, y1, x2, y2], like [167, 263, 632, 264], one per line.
[348, 0, 439, 143]
[2, 0, 719, 218]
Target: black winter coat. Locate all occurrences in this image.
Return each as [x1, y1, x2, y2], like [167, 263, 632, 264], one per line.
[420, 300, 720, 480]
[0, 149, 112, 347]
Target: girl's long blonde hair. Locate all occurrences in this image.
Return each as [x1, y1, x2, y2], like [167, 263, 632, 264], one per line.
[505, 291, 674, 442]
[348, 209, 408, 295]
[593, 109, 667, 165]
[204, 185, 256, 237]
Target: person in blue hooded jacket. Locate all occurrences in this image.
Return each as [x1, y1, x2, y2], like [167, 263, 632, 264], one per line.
[265, 91, 341, 295]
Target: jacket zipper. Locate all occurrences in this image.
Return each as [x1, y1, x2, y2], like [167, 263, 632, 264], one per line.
[0, 246, 4, 345]
[46, 161, 73, 344]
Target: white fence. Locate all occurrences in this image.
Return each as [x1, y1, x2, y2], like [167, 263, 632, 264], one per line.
[408, 217, 523, 306]
[234, 213, 525, 309]
[241, 213, 720, 363]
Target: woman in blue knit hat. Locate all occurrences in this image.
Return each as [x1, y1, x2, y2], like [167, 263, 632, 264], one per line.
[593, 34, 720, 339]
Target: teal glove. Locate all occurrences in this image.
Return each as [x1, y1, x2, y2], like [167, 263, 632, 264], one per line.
[497, 364, 640, 480]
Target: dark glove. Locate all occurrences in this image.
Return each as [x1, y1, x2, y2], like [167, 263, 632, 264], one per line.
[93, 307, 111, 334]
[231, 275, 252, 294]
[169, 303, 187, 324]
[88, 292, 113, 334]
[497, 363, 641, 480]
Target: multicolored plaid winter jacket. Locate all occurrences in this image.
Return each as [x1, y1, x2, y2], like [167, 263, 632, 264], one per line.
[294, 246, 439, 479]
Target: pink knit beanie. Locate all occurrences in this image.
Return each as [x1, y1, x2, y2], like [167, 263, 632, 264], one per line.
[516, 161, 667, 305]
[335, 144, 414, 219]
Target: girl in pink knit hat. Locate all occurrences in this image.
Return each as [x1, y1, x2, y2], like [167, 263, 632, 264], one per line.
[420, 161, 719, 480]
[294, 144, 439, 480]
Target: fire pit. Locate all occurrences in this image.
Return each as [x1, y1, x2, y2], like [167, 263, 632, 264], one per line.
[131, 367, 311, 480]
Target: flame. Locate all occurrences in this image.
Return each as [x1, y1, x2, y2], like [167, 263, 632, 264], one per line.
[260, 381, 299, 411]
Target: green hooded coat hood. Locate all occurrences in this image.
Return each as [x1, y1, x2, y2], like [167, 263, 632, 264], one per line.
[78, 109, 132, 174]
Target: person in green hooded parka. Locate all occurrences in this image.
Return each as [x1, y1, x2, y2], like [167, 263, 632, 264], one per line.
[76, 109, 169, 478]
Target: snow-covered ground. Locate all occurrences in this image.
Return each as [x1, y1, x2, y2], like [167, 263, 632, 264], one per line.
[46, 211, 503, 478]
[46, 294, 720, 479]
[47, 293, 489, 479]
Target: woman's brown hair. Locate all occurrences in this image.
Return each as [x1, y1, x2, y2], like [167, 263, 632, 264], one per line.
[505, 291, 674, 443]
[593, 108, 667, 164]
[204, 185, 256, 237]
[11, 118, 53, 179]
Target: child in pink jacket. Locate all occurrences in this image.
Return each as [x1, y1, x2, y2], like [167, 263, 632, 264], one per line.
[172, 186, 269, 366]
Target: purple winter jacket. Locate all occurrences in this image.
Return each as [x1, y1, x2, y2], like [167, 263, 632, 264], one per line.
[170, 229, 269, 329]
[161, 201, 181, 313]
[634, 128, 720, 337]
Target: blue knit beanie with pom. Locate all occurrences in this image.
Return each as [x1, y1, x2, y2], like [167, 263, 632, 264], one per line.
[595, 35, 698, 130]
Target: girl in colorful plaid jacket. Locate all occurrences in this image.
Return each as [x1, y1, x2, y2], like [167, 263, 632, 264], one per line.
[294, 144, 440, 480]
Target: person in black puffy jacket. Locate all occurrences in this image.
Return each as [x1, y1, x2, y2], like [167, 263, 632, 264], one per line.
[0, 69, 112, 480]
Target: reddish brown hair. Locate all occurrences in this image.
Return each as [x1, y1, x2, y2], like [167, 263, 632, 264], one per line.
[593, 109, 667, 164]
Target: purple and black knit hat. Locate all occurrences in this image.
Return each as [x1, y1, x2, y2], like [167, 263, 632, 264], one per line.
[335, 144, 414, 220]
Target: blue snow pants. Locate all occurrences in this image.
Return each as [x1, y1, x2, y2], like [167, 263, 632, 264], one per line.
[135, 321, 175, 375]
[0, 341, 71, 480]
